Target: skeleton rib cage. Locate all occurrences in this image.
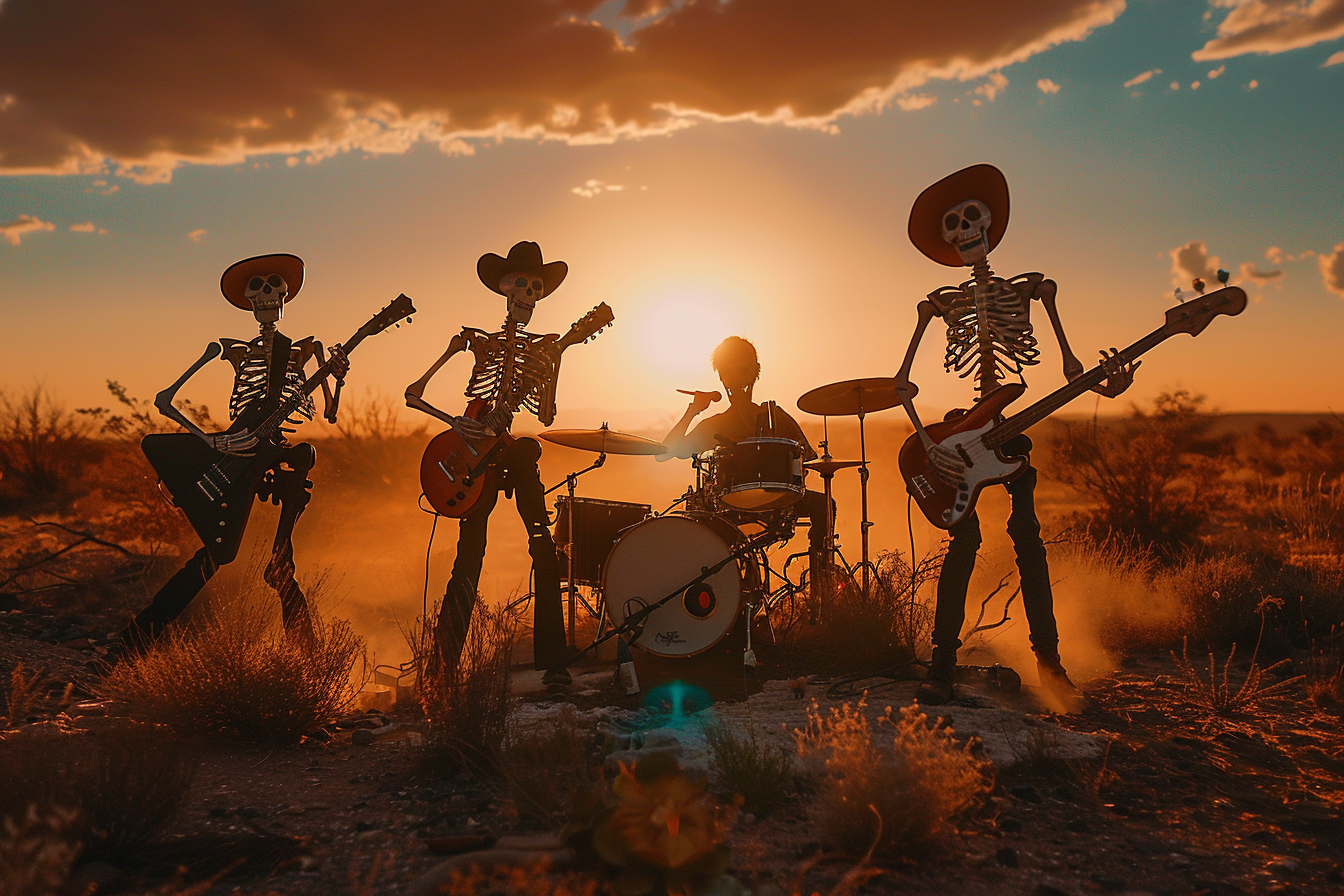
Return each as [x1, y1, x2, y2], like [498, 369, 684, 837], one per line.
[460, 325, 563, 428]
[220, 334, 316, 437]
[933, 272, 1040, 395]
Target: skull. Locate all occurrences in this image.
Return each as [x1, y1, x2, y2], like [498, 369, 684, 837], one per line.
[941, 199, 992, 265]
[500, 271, 545, 325]
[245, 273, 288, 322]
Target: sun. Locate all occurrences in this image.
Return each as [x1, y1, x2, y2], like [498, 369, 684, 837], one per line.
[629, 287, 746, 385]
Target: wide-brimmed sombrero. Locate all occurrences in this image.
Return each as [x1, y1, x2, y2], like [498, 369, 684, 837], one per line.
[477, 241, 567, 296]
[908, 164, 1010, 267]
[220, 253, 305, 309]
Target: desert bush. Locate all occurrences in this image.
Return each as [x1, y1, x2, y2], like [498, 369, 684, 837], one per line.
[1172, 641, 1302, 716]
[0, 721, 197, 860]
[1051, 390, 1230, 555]
[794, 697, 990, 856]
[0, 664, 48, 729]
[785, 549, 938, 675]
[99, 581, 363, 743]
[315, 389, 428, 486]
[1306, 625, 1344, 714]
[409, 602, 516, 772]
[0, 384, 98, 510]
[703, 722, 796, 816]
[499, 705, 601, 824]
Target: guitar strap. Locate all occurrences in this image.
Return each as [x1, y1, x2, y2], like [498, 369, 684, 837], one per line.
[265, 331, 294, 403]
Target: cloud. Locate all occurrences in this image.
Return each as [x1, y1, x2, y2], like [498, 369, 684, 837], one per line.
[895, 93, 937, 110]
[69, 220, 106, 233]
[972, 72, 1010, 103]
[1193, 0, 1344, 61]
[1326, 49, 1344, 65]
[1037, 77, 1062, 93]
[1247, 78, 1260, 88]
[1170, 239, 1222, 288]
[571, 179, 626, 198]
[187, 229, 207, 242]
[1207, 64, 1226, 77]
[1321, 243, 1344, 298]
[1237, 262, 1282, 283]
[1124, 68, 1161, 87]
[0, 213, 54, 245]
[1266, 245, 1315, 263]
[0, 0, 1127, 182]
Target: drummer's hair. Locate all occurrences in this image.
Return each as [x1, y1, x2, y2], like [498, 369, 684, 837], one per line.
[712, 336, 760, 386]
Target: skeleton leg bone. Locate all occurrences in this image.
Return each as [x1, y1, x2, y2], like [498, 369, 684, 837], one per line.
[260, 444, 317, 641]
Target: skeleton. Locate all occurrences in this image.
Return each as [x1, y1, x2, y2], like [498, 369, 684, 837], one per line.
[120, 256, 347, 652]
[893, 165, 1136, 708]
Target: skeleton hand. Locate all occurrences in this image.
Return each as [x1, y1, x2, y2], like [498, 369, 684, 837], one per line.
[208, 430, 259, 455]
[328, 344, 349, 382]
[449, 415, 495, 443]
[927, 443, 965, 486]
[1091, 348, 1139, 398]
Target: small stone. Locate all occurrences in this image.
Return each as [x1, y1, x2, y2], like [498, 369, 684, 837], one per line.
[1267, 859, 1301, 875]
[208, 806, 232, 818]
[995, 847, 1019, 867]
[299, 856, 321, 872]
[998, 815, 1023, 833]
[352, 729, 380, 746]
[354, 820, 379, 832]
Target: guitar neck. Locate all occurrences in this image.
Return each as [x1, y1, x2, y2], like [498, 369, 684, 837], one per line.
[253, 327, 369, 442]
[983, 326, 1169, 449]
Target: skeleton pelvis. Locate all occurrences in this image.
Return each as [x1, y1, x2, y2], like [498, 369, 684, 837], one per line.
[897, 384, 1029, 530]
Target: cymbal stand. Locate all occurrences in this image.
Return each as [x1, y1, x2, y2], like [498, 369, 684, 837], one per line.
[545, 451, 607, 648]
[816, 418, 837, 609]
[856, 396, 873, 597]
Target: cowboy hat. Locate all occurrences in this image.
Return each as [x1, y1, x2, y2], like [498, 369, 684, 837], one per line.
[908, 164, 1010, 267]
[477, 241, 568, 296]
[220, 253, 305, 309]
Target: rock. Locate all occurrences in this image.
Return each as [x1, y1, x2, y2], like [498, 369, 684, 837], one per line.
[237, 806, 261, 820]
[352, 728, 385, 745]
[998, 815, 1023, 833]
[208, 806, 232, 818]
[1267, 858, 1301, 875]
[995, 847, 1020, 867]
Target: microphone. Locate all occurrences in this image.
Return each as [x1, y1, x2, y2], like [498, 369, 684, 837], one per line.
[677, 389, 722, 402]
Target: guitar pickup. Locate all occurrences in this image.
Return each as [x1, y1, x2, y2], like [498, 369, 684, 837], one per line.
[910, 474, 935, 499]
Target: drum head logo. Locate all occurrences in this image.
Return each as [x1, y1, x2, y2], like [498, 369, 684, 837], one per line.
[683, 583, 717, 618]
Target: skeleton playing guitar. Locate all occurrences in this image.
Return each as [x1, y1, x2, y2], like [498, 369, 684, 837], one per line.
[899, 286, 1247, 529]
[142, 294, 415, 564]
[419, 303, 614, 517]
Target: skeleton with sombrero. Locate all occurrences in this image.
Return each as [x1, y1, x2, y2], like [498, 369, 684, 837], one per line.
[118, 253, 349, 653]
[894, 165, 1137, 708]
[405, 241, 583, 688]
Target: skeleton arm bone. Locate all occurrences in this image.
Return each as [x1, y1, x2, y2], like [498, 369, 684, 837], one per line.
[154, 342, 222, 441]
[309, 340, 348, 424]
[892, 299, 945, 457]
[404, 332, 494, 440]
[1028, 275, 1138, 397]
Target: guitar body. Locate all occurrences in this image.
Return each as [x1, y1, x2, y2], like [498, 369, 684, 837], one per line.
[142, 432, 279, 564]
[419, 400, 511, 517]
[898, 384, 1029, 530]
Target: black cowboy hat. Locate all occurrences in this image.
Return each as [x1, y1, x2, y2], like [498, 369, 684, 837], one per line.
[477, 241, 568, 296]
[220, 253, 305, 309]
[908, 164, 1010, 267]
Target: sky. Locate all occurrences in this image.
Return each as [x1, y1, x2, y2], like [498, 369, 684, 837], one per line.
[2, 0, 1343, 429]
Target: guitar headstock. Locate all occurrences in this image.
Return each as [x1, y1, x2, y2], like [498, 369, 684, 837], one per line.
[557, 302, 615, 350]
[353, 293, 417, 344]
[1163, 286, 1247, 337]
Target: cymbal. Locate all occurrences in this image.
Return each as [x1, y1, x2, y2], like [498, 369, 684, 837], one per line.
[804, 459, 865, 475]
[540, 428, 668, 456]
[797, 377, 901, 417]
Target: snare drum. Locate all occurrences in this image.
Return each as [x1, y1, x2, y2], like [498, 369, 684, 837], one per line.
[712, 437, 806, 511]
[554, 496, 651, 587]
[602, 514, 746, 657]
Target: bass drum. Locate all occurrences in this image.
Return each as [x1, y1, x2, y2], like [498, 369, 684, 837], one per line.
[603, 514, 744, 657]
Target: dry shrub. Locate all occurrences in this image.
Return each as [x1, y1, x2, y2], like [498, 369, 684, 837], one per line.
[0, 721, 197, 861]
[785, 549, 938, 675]
[1307, 626, 1344, 713]
[703, 722, 796, 816]
[409, 602, 516, 772]
[1050, 538, 1171, 654]
[0, 385, 98, 511]
[499, 705, 600, 824]
[1, 664, 48, 729]
[795, 697, 990, 856]
[100, 582, 363, 743]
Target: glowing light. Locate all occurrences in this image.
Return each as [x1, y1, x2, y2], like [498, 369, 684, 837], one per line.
[628, 287, 746, 385]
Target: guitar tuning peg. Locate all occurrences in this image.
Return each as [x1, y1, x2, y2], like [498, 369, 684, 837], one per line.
[407, 316, 413, 324]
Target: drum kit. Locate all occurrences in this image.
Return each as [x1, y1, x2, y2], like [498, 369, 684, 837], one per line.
[537, 377, 901, 667]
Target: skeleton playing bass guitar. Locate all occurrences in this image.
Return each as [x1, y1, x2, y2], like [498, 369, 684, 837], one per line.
[899, 286, 1246, 529]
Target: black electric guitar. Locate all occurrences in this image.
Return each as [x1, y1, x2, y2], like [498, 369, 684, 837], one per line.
[143, 293, 415, 563]
[899, 286, 1247, 529]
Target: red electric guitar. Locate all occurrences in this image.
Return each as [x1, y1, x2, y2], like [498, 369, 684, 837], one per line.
[899, 286, 1247, 529]
[419, 303, 614, 516]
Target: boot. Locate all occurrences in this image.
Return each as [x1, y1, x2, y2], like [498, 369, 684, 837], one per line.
[915, 646, 957, 705]
[1035, 652, 1087, 712]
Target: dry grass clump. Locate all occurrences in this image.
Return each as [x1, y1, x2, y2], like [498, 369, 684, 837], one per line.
[1171, 598, 1304, 716]
[795, 697, 990, 856]
[703, 722, 796, 816]
[499, 705, 600, 824]
[100, 585, 363, 743]
[1, 664, 52, 729]
[409, 602, 516, 772]
[0, 721, 197, 861]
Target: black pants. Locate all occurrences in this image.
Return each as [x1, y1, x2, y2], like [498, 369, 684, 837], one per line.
[931, 460, 1060, 665]
[437, 437, 566, 672]
[123, 443, 316, 651]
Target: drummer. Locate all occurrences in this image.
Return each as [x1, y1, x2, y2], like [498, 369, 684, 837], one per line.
[662, 336, 834, 602]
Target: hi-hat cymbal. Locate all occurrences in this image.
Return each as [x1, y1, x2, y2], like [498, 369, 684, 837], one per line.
[804, 459, 865, 475]
[797, 377, 901, 417]
[540, 428, 668, 455]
